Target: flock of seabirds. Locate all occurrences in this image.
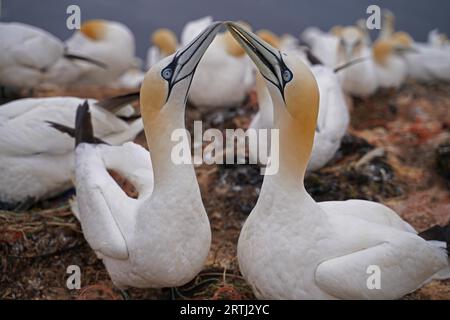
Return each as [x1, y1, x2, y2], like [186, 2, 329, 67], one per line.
[1, 9, 450, 299]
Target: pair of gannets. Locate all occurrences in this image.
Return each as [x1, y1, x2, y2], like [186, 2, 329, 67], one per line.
[46, 20, 137, 86]
[227, 22, 450, 300]
[0, 97, 142, 205]
[0, 22, 104, 89]
[250, 31, 349, 171]
[52, 21, 449, 298]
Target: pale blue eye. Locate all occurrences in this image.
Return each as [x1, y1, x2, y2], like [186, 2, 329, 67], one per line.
[283, 69, 292, 82]
[162, 68, 172, 80]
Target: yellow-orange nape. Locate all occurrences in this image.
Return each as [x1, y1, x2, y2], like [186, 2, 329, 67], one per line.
[152, 28, 178, 56]
[80, 20, 107, 41]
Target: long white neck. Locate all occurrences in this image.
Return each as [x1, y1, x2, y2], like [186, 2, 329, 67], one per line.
[143, 92, 198, 196]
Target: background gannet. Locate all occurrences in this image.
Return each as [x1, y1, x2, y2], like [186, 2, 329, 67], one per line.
[0, 97, 142, 205]
[146, 28, 179, 69]
[372, 39, 409, 89]
[379, 11, 450, 83]
[52, 22, 222, 289]
[227, 22, 450, 300]
[301, 26, 340, 68]
[181, 17, 254, 110]
[0, 22, 105, 89]
[46, 20, 137, 85]
[335, 26, 378, 97]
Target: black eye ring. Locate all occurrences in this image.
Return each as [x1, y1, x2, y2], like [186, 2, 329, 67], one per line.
[282, 69, 293, 83]
[162, 68, 173, 80]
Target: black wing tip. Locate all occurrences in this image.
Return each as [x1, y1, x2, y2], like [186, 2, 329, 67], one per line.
[95, 91, 140, 113]
[46, 121, 76, 138]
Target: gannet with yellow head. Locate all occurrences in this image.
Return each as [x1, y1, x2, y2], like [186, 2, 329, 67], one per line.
[69, 22, 222, 289]
[0, 22, 107, 89]
[226, 21, 450, 300]
[372, 38, 411, 88]
[47, 19, 137, 85]
[335, 26, 378, 97]
[180, 16, 254, 110]
[146, 28, 179, 69]
[249, 30, 349, 172]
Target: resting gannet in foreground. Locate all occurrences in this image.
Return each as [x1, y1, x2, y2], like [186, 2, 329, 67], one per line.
[53, 23, 221, 289]
[0, 97, 141, 205]
[227, 22, 450, 300]
[146, 28, 178, 69]
[181, 17, 254, 110]
[0, 22, 105, 89]
[46, 20, 136, 85]
[249, 32, 349, 171]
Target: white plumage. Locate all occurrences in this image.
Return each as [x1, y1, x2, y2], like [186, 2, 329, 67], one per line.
[67, 22, 222, 289]
[0, 22, 65, 88]
[46, 20, 136, 85]
[181, 17, 254, 110]
[226, 22, 450, 300]
[0, 97, 142, 204]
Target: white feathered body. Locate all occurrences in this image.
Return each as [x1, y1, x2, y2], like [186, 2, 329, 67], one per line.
[0, 22, 65, 88]
[74, 140, 210, 288]
[239, 189, 449, 299]
[0, 97, 142, 204]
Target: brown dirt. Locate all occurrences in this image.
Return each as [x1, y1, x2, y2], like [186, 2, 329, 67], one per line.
[0, 81, 449, 300]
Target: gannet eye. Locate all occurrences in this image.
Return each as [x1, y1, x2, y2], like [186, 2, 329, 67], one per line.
[282, 69, 293, 83]
[161, 68, 173, 80]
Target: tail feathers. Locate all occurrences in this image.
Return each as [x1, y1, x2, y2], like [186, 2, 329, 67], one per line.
[419, 223, 450, 254]
[95, 91, 140, 114]
[47, 100, 107, 147]
[63, 51, 108, 69]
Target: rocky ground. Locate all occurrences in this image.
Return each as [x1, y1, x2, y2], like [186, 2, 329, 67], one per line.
[0, 81, 449, 299]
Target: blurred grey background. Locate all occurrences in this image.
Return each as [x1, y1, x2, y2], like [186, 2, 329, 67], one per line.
[1, 0, 449, 59]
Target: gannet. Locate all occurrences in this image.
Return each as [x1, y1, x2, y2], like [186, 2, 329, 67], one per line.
[301, 26, 339, 68]
[428, 29, 449, 49]
[379, 11, 450, 82]
[0, 22, 105, 89]
[250, 31, 349, 171]
[227, 22, 450, 300]
[46, 20, 136, 85]
[372, 39, 409, 89]
[0, 97, 141, 205]
[52, 22, 222, 289]
[146, 28, 179, 69]
[392, 32, 450, 82]
[181, 17, 254, 110]
[335, 26, 378, 97]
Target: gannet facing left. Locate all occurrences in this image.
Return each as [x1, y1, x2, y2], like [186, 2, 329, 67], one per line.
[53, 22, 222, 289]
[227, 22, 449, 300]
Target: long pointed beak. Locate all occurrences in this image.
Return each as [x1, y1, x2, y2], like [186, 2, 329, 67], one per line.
[225, 21, 285, 91]
[170, 21, 222, 85]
